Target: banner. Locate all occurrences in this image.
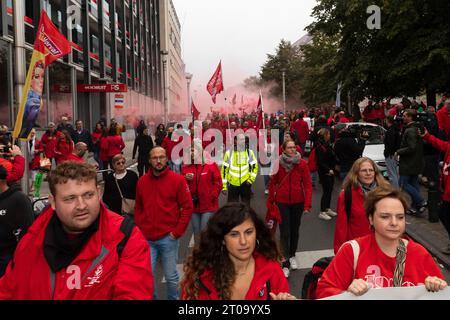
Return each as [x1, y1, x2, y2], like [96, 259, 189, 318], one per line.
[206, 61, 224, 104]
[322, 286, 450, 300]
[13, 11, 71, 140]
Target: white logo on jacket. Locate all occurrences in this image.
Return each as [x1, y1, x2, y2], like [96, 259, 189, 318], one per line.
[85, 265, 103, 287]
[0, 209, 6, 216]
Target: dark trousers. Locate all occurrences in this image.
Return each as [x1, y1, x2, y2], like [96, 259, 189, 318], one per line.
[440, 201, 450, 239]
[138, 156, 150, 177]
[277, 203, 304, 266]
[319, 174, 334, 212]
[228, 183, 251, 206]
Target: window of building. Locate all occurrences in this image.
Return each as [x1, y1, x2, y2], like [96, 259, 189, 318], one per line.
[48, 62, 73, 124]
[72, 23, 84, 66]
[6, 0, 14, 37]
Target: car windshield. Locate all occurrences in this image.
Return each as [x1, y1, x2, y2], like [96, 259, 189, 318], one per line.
[352, 125, 385, 145]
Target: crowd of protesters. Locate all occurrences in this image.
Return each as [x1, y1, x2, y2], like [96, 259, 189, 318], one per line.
[0, 95, 449, 301]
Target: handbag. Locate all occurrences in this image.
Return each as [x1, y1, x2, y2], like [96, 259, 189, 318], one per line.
[307, 148, 318, 172]
[39, 157, 51, 171]
[264, 169, 293, 233]
[114, 176, 135, 216]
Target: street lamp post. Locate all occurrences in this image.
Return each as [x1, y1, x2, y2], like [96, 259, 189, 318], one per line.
[160, 50, 169, 125]
[186, 73, 193, 122]
[282, 69, 286, 115]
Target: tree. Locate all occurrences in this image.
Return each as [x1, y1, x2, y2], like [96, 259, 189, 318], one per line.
[307, 0, 450, 104]
[298, 32, 340, 106]
[259, 40, 303, 104]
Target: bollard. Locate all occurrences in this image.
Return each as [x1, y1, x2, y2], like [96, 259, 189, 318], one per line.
[427, 181, 441, 223]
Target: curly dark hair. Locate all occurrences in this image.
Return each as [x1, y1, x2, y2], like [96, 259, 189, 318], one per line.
[181, 203, 282, 300]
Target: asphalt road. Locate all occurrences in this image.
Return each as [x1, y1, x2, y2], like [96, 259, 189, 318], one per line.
[136, 165, 450, 300]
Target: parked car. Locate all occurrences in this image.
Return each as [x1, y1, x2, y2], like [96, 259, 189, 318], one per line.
[332, 122, 388, 179]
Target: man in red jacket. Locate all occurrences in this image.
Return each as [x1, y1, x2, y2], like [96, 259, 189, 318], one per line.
[436, 100, 450, 139]
[290, 112, 309, 154]
[135, 146, 193, 300]
[0, 161, 153, 300]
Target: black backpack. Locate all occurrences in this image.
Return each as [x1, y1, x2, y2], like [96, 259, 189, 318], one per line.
[301, 256, 333, 299]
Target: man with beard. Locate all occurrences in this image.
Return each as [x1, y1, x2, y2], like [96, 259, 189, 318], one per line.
[134, 147, 193, 300]
[0, 162, 153, 299]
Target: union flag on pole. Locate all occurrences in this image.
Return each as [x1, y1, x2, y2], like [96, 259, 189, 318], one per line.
[13, 11, 71, 140]
[206, 61, 224, 104]
[191, 100, 200, 120]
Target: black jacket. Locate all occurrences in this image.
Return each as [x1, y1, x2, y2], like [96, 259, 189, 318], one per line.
[155, 130, 166, 146]
[384, 124, 401, 157]
[71, 129, 94, 151]
[0, 184, 33, 261]
[316, 140, 337, 176]
[102, 170, 139, 214]
[397, 122, 424, 175]
[133, 135, 154, 160]
[334, 131, 366, 172]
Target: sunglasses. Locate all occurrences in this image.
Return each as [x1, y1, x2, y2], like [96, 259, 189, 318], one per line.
[115, 161, 126, 165]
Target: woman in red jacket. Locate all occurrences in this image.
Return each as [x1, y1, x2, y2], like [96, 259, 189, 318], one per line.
[181, 203, 294, 300]
[40, 122, 60, 166]
[53, 130, 74, 164]
[106, 125, 125, 166]
[181, 141, 222, 245]
[420, 129, 450, 254]
[317, 186, 447, 299]
[267, 140, 312, 278]
[334, 157, 390, 253]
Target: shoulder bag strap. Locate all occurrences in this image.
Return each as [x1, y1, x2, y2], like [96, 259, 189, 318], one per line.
[392, 239, 407, 287]
[114, 175, 125, 200]
[349, 240, 360, 278]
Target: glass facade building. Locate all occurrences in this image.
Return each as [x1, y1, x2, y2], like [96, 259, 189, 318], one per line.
[0, 0, 164, 131]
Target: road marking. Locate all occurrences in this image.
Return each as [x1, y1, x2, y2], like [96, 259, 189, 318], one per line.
[294, 250, 335, 269]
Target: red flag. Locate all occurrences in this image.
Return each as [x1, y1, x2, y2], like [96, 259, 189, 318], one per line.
[206, 62, 224, 104]
[256, 93, 264, 130]
[192, 100, 200, 120]
[13, 10, 71, 139]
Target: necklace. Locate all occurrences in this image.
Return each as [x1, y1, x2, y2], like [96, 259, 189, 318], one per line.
[236, 258, 253, 276]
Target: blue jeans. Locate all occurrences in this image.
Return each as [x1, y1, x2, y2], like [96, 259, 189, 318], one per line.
[191, 212, 214, 238]
[311, 171, 318, 187]
[385, 156, 399, 188]
[148, 235, 180, 300]
[399, 175, 425, 209]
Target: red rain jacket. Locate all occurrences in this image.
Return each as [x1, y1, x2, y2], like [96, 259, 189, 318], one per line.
[0, 204, 153, 300]
[334, 186, 371, 254]
[135, 167, 193, 241]
[41, 131, 61, 159]
[181, 163, 222, 213]
[268, 159, 312, 211]
[291, 119, 309, 144]
[106, 135, 125, 158]
[182, 253, 289, 300]
[424, 133, 450, 202]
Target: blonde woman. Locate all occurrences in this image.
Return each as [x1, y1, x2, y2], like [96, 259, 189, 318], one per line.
[334, 157, 390, 253]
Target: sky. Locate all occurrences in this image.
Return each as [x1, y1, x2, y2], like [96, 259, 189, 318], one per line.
[172, 0, 317, 112]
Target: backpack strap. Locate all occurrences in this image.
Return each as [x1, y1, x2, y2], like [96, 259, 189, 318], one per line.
[117, 215, 135, 258]
[349, 240, 360, 278]
[266, 280, 271, 300]
[344, 185, 352, 222]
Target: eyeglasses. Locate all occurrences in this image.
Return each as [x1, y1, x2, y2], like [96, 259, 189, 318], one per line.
[359, 169, 375, 174]
[150, 156, 166, 162]
[115, 161, 125, 165]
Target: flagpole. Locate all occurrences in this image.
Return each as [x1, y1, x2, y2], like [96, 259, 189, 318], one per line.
[219, 61, 232, 146]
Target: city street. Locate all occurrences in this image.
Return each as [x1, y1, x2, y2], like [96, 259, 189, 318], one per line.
[135, 164, 450, 299]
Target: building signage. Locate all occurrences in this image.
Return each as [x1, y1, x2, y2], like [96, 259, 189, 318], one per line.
[77, 84, 128, 93]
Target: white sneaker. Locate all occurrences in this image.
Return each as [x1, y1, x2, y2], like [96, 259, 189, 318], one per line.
[318, 212, 332, 221]
[264, 189, 269, 195]
[326, 209, 337, 217]
[289, 257, 299, 270]
[282, 267, 290, 278]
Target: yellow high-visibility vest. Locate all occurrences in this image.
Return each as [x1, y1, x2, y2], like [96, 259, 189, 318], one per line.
[221, 148, 258, 190]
